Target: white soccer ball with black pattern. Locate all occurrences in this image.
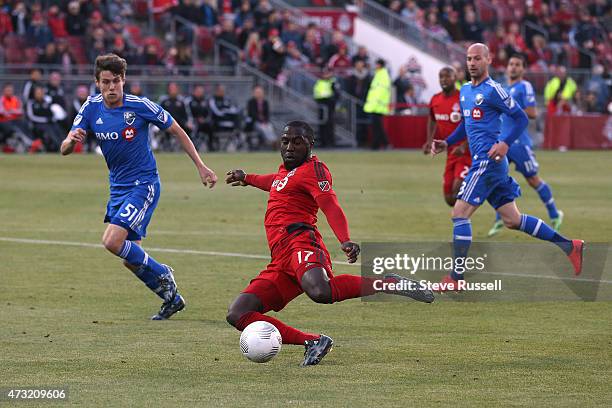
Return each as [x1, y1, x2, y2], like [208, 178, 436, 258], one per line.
[239, 321, 282, 363]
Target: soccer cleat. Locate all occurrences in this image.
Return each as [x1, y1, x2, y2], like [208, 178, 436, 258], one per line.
[383, 273, 435, 303]
[487, 219, 504, 237]
[551, 210, 564, 231]
[151, 294, 185, 320]
[158, 265, 177, 302]
[301, 334, 334, 367]
[567, 239, 584, 276]
[434, 274, 463, 293]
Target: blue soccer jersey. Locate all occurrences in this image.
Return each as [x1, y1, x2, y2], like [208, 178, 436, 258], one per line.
[459, 77, 523, 158]
[500, 80, 536, 147]
[71, 93, 174, 187]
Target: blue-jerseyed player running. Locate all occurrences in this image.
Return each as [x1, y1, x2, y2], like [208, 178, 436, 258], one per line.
[487, 54, 563, 237]
[60, 54, 218, 319]
[431, 44, 583, 290]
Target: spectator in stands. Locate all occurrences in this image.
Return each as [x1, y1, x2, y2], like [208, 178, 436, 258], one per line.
[282, 20, 302, 45]
[47, 5, 68, 39]
[404, 56, 426, 102]
[507, 22, 527, 52]
[522, 4, 540, 47]
[238, 17, 256, 48]
[452, 60, 468, 90]
[245, 85, 276, 149]
[0, 7, 13, 41]
[284, 41, 308, 70]
[26, 11, 53, 49]
[321, 30, 344, 65]
[262, 10, 283, 40]
[217, 18, 240, 66]
[128, 82, 143, 97]
[586, 64, 609, 111]
[23, 68, 43, 101]
[393, 65, 412, 113]
[37, 42, 61, 67]
[84, 0, 110, 21]
[26, 85, 62, 152]
[313, 67, 340, 148]
[173, 0, 203, 26]
[160, 82, 190, 132]
[261, 28, 286, 80]
[527, 34, 553, 69]
[56, 38, 76, 74]
[141, 43, 163, 66]
[244, 31, 263, 66]
[443, 11, 464, 42]
[66, 1, 86, 36]
[254, 0, 273, 28]
[327, 42, 352, 76]
[344, 59, 372, 147]
[364, 58, 391, 150]
[200, 0, 219, 27]
[301, 24, 321, 64]
[425, 11, 450, 42]
[351, 45, 370, 68]
[0, 84, 31, 152]
[89, 39, 107, 64]
[234, 0, 254, 28]
[11, 2, 29, 37]
[544, 65, 578, 105]
[208, 84, 241, 151]
[185, 84, 211, 150]
[582, 90, 604, 113]
[462, 10, 484, 42]
[401, 0, 419, 20]
[46, 71, 68, 130]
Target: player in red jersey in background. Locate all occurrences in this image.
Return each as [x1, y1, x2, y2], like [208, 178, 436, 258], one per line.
[225, 121, 434, 366]
[424, 67, 472, 206]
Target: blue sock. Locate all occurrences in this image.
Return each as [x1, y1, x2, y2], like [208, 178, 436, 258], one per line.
[519, 214, 572, 254]
[451, 217, 472, 281]
[535, 181, 559, 219]
[495, 212, 501, 222]
[118, 241, 168, 298]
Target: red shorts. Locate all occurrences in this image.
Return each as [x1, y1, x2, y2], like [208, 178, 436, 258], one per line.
[443, 154, 471, 195]
[242, 228, 333, 313]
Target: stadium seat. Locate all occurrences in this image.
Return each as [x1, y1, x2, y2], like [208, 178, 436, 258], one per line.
[196, 26, 214, 54]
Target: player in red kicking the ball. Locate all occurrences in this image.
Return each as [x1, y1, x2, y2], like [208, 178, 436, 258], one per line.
[424, 66, 471, 207]
[225, 121, 434, 366]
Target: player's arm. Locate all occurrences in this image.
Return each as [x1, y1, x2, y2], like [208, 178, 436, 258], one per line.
[431, 120, 466, 156]
[225, 169, 275, 191]
[166, 120, 217, 188]
[60, 128, 86, 155]
[315, 193, 359, 263]
[524, 106, 536, 119]
[488, 92, 528, 160]
[424, 113, 436, 154]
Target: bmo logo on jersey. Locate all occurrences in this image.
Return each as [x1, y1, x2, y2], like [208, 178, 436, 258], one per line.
[95, 132, 119, 140]
[472, 108, 483, 120]
[122, 126, 137, 142]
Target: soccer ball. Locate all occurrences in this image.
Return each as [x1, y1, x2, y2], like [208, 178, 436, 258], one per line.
[239, 321, 282, 363]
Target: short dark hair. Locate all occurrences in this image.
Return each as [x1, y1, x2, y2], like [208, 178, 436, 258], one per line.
[509, 53, 526, 67]
[283, 120, 315, 143]
[94, 53, 127, 80]
[376, 58, 386, 67]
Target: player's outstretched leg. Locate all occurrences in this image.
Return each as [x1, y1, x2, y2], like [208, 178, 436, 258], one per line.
[497, 201, 584, 275]
[300, 268, 434, 305]
[102, 225, 184, 319]
[487, 212, 504, 237]
[527, 176, 563, 231]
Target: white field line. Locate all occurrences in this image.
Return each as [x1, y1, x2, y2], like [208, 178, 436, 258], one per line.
[0, 236, 610, 284]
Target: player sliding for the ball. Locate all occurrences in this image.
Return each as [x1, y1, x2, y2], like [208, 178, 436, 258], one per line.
[225, 121, 434, 367]
[430, 43, 584, 291]
[61, 54, 217, 320]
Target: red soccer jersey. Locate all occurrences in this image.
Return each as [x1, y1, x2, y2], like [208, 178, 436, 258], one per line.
[245, 156, 347, 251]
[429, 90, 470, 156]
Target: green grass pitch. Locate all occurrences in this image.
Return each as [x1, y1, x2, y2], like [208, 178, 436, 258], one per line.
[1, 151, 611, 407]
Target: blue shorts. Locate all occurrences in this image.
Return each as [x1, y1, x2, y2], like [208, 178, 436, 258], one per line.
[457, 157, 521, 209]
[104, 181, 161, 241]
[507, 143, 539, 178]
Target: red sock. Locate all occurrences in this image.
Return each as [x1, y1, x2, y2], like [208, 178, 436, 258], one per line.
[236, 311, 319, 345]
[329, 275, 395, 302]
